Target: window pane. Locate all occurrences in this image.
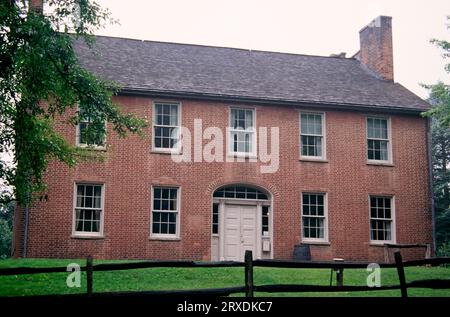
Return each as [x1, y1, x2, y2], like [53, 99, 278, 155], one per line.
[162, 104, 170, 115]
[85, 185, 93, 197]
[380, 120, 388, 139]
[152, 223, 160, 234]
[245, 110, 253, 128]
[85, 196, 93, 208]
[170, 105, 178, 125]
[301, 114, 308, 134]
[314, 115, 322, 135]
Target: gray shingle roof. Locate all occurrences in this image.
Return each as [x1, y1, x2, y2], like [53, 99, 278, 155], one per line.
[73, 36, 430, 112]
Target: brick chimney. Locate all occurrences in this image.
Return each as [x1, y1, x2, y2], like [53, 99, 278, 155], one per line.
[357, 16, 394, 81]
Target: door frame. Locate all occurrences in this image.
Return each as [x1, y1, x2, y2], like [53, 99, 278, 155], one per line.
[213, 197, 273, 261]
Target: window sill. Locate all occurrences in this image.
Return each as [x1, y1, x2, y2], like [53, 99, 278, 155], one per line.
[77, 145, 107, 152]
[369, 242, 394, 247]
[151, 149, 181, 155]
[299, 157, 328, 163]
[71, 234, 104, 240]
[227, 154, 258, 160]
[301, 241, 330, 246]
[149, 236, 181, 241]
[367, 161, 394, 167]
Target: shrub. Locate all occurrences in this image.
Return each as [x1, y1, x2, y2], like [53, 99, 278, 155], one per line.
[0, 218, 12, 259]
[436, 241, 450, 258]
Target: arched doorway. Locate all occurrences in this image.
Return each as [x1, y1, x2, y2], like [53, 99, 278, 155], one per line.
[211, 185, 272, 261]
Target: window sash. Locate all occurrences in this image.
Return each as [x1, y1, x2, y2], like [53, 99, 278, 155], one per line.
[230, 130, 255, 153]
[229, 108, 255, 155]
[301, 135, 323, 157]
[369, 197, 393, 242]
[301, 193, 327, 241]
[152, 187, 179, 237]
[153, 103, 180, 150]
[300, 113, 324, 158]
[367, 117, 390, 161]
[302, 216, 325, 239]
[368, 139, 389, 161]
[231, 108, 254, 130]
[74, 184, 103, 235]
[152, 211, 178, 235]
[370, 220, 392, 241]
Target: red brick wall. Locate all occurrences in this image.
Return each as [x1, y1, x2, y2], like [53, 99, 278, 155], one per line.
[13, 96, 432, 262]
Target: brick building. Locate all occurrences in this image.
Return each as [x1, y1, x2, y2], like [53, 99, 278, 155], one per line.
[14, 16, 433, 262]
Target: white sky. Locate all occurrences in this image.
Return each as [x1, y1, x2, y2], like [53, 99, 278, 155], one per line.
[95, 0, 450, 99]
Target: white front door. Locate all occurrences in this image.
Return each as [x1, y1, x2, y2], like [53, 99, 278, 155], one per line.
[223, 204, 257, 261]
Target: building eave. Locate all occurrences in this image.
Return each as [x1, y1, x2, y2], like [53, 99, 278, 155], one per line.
[119, 87, 428, 116]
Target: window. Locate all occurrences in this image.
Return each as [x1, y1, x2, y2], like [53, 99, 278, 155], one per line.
[229, 108, 256, 156]
[153, 102, 180, 151]
[302, 193, 327, 242]
[73, 184, 103, 236]
[262, 205, 270, 236]
[212, 203, 219, 235]
[151, 187, 179, 237]
[213, 185, 268, 200]
[370, 196, 394, 242]
[76, 108, 106, 147]
[367, 117, 390, 162]
[300, 113, 325, 159]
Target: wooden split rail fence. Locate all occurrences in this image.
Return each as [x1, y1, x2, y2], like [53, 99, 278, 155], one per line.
[0, 251, 449, 297]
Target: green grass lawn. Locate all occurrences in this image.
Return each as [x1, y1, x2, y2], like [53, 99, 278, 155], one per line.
[0, 258, 449, 297]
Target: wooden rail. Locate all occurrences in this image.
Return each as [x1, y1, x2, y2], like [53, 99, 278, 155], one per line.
[0, 252, 449, 297]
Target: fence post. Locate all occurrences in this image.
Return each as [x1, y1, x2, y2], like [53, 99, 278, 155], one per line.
[333, 258, 344, 287]
[244, 250, 254, 297]
[336, 267, 344, 287]
[394, 251, 408, 298]
[86, 256, 93, 297]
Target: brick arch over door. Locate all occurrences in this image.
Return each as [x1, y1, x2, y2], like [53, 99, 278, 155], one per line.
[206, 178, 280, 201]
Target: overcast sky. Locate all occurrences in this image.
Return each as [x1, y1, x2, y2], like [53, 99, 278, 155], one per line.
[95, 0, 450, 99]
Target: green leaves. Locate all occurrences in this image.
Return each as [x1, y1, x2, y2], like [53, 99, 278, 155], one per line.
[0, 1, 147, 206]
[422, 82, 450, 127]
[422, 16, 450, 126]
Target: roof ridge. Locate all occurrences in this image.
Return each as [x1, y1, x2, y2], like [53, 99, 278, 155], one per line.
[90, 33, 357, 61]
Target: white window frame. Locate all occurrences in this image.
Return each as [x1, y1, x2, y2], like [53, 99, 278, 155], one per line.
[152, 102, 181, 154]
[369, 195, 396, 244]
[75, 106, 107, 150]
[227, 107, 257, 157]
[150, 186, 181, 240]
[299, 112, 326, 161]
[301, 192, 329, 243]
[366, 116, 392, 164]
[72, 183, 105, 238]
